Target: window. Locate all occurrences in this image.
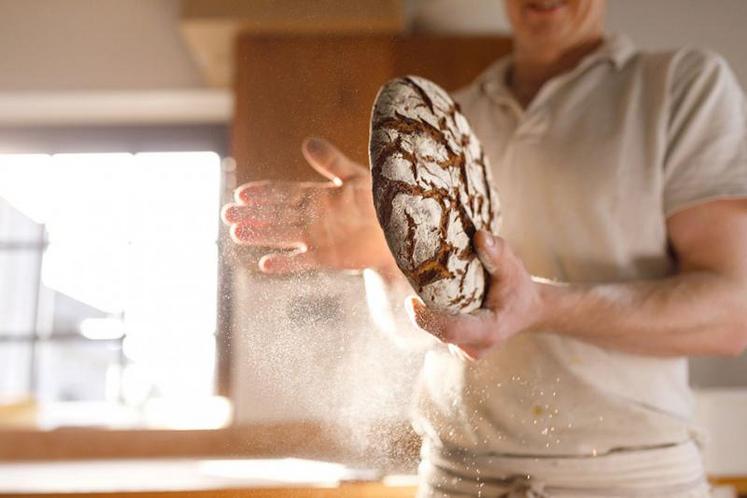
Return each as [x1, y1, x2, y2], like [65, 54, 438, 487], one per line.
[0, 152, 229, 429]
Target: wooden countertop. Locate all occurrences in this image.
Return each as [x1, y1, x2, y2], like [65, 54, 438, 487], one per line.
[0, 458, 418, 498]
[0, 422, 421, 465]
[711, 476, 747, 496]
[1, 458, 744, 497]
[0, 489, 415, 498]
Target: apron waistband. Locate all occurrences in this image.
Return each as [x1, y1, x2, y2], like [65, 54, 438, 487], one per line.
[420, 440, 708, 497]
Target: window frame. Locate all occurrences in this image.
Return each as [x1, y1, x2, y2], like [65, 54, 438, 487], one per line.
[0, 123, 235, 426]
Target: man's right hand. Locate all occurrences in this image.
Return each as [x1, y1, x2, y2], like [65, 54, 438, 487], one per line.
[221, 137, 397, 275]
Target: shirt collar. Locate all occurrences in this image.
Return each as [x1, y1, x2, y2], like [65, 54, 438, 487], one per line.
[479, 33, 636, 104]
[594, 32, 636, 69]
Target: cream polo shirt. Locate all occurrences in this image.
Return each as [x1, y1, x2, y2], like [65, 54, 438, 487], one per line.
[412, 34, 747, 457]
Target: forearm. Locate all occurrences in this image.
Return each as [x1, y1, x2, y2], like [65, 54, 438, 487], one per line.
[537, 271, 747, 357]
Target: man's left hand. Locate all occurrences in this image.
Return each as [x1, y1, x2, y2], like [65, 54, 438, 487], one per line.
[407, 230, 547, 360]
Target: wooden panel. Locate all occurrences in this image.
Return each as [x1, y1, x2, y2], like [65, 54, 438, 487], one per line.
[0, 424, 334, 461]
[232, 35, 392, 184]
[393, 37, 512, 93]
[0, 421, 420, 468]
[0, 483, 416, 498]
[231, 35, 511, 184]
[711, 476, 747, 495]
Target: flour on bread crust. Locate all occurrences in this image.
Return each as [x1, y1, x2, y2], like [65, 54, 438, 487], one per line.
[369, 76, 501, 313]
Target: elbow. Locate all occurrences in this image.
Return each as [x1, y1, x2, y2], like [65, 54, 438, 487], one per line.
[718, 323, 747, 357]
[720, 336, 747, 357]
[729, 331, 747, 357]
[717, 294, 747, 357]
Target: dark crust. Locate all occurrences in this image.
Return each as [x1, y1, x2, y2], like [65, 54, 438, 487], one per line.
[370, 77, 497, 311]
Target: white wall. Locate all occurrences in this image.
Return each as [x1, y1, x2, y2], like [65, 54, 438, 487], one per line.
[605, 0, 747, 85]
[0, 1, 227, 126]
[0, 0, 201, 91]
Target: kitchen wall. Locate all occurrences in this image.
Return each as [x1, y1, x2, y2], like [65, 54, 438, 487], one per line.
[0, 0, 201, 91]
[0, 0, 227, 127]
[606, 0, 747, 84]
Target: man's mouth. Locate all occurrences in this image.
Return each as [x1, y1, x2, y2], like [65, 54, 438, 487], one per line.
[526, 0, 567, 14]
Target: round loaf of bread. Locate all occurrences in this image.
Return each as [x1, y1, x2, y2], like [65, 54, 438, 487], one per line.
[369, 75, 501, 314]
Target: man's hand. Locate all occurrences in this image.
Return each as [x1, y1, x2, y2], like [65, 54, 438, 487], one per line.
[221, 137, 396, 274]
[409, 199, 747, 360]
[407, 230, 547, 360]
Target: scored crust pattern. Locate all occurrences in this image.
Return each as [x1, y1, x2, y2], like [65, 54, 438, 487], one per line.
[369, 76, 501, 313]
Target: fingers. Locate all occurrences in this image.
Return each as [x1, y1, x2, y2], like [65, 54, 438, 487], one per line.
[302, 137, 365, 185]
[223, 181, 330, 248]
[259, 250, 319, 274]
[224, 204, 306, 248]
[233, 180, 332, 206]
[230, 222, 307, 249]
[222, 203, 303, 227]
[474, 229, 507, 277]
[405, 296, 494, 346]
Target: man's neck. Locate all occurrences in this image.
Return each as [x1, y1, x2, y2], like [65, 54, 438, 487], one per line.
[509, 36, 604, 108]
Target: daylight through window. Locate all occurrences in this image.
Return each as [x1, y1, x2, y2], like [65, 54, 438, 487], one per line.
[0, 152, 224, 428]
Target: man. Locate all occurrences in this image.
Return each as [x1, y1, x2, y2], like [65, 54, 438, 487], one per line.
[222, 0, 747, 495]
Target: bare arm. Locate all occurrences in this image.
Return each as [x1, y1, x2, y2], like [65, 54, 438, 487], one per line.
[409, 199, 747, 359]
[541, 198, 747, 356]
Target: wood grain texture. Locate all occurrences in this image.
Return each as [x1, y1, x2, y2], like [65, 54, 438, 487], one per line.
[232, 35, 391, 184]
[710, 476, 747, 495]
[231, 35, 511, 184]
[392, 37, 513, 95]
[0, 421, 420, 468]
[0, 483, 416, 498]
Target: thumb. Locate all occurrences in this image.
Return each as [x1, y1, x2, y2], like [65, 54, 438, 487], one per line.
[302, 137, 365, 185]
[474, 230, 509, 279]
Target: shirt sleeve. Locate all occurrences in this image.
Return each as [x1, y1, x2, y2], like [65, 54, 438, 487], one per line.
[663, 49, 747, 217]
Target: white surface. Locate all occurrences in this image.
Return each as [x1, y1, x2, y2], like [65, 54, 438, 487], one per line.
[0, 458, 376, 493]
[0, 90, 232, 125]
[0, 0, 201, 92]
[712, 485, 737, 498]
[694, 389, 747, 475]
[605, 0, 747, 85]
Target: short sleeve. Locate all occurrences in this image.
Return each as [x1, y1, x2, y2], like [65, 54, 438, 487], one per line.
[663, 49, 747, 216]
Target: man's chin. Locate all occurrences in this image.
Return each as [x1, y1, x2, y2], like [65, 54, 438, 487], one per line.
[517, 28, 571, 51]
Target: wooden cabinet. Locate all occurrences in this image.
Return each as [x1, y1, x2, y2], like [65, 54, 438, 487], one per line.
[231, 35, 511, 184]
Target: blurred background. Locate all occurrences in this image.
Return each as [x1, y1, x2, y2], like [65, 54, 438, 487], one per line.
[0, 1, 745, 497]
